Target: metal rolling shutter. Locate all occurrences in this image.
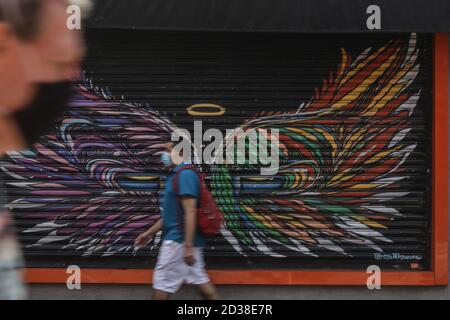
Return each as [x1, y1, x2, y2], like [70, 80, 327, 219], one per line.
[1, 31, 432, 270]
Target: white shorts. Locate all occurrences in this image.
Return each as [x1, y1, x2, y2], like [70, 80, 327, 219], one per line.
[153, 240, 210, 294]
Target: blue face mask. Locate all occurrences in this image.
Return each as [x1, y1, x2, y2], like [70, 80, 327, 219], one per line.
[161, 152, 172, 167]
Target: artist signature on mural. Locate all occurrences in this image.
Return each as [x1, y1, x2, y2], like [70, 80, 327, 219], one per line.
[374, 253, 423, 261]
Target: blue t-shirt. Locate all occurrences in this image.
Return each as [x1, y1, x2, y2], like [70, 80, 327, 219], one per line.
[161, 164, 205, 247]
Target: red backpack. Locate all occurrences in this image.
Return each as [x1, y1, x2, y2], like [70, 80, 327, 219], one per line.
[173, 166, 224, 236]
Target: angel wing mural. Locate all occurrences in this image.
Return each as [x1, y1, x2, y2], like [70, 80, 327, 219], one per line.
[0, 34, 426, 261]
[1, 86, 174, 256]
[212, 35, 421, 258]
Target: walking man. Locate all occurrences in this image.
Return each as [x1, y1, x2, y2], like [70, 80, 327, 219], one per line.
[135, 142, 219, 300]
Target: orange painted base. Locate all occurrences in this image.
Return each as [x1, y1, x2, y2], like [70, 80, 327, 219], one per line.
[24, 269, 442, 286]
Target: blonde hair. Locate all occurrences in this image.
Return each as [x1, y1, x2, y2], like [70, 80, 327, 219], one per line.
[0, 0, 42, 39]
[0, 0, 92, 40]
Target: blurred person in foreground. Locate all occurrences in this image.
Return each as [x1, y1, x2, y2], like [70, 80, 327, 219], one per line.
[0, 0, 88, 299]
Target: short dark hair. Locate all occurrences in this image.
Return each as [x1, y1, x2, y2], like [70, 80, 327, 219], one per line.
[0, 0, 43, 40]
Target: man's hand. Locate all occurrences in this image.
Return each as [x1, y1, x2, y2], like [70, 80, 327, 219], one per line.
[134, 230, 155, 248]
[134, 219, 163, 248]
[184, 245, 195, 266]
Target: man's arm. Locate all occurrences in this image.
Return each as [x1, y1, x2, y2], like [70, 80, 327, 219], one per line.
[148, 218, 164, 234]
[176, 169, 200, 265]
[182, 197, 197, 247]
[135, 218, 163, 247]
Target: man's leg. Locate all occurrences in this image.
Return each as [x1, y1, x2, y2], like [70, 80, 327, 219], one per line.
[152, 241, 185, 300]
[152, 289, 171, 300]
[196, 282, 219, 300]
[190, 247, 219, 300]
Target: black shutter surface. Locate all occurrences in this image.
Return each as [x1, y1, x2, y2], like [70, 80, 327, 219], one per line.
[1, 31, 433, 270]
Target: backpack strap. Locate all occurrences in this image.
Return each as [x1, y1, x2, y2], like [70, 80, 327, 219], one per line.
[172, 165, 200, 194]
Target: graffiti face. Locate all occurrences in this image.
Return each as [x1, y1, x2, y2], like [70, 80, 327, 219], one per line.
[0, 34, 430, 267]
